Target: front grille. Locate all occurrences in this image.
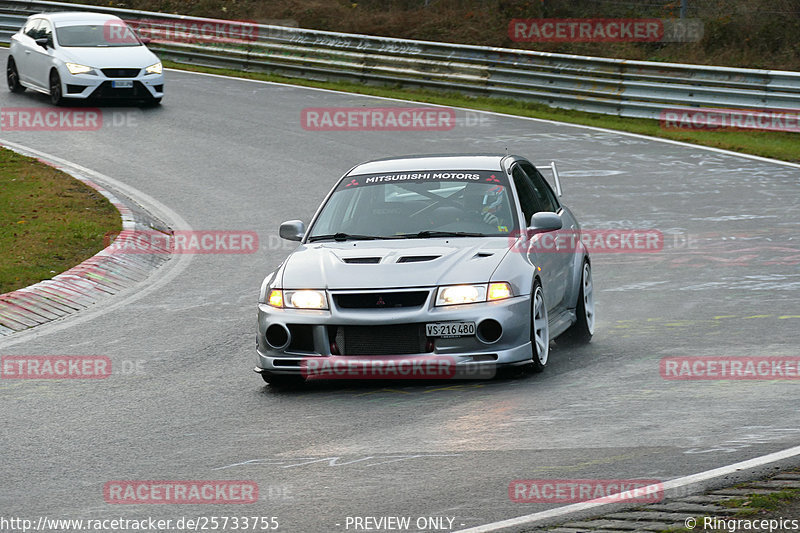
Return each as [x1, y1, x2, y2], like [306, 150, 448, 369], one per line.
[89, 81, 150, 100]
[101, 68, 141, 78]
[334, 291, 428, 309]
[332, 324, 426, 356]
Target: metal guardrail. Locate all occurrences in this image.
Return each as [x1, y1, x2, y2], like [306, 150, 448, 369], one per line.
[1, 0, 799, 119]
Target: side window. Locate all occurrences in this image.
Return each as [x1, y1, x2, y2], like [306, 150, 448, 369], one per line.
[511, 165, 543, 226]
[520, 162, 560, 213]
[39, 20, 53, 43]
[24, 19, 42, 38]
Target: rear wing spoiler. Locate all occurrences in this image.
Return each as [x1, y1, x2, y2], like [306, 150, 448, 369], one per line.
[536, 161, 563, 197]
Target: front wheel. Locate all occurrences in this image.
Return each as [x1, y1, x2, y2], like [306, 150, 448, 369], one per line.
[49, 70, 63, 106]
[559, 260, 595, 345]
[7, 58, 25, 93]
[528, 281, 550, 373]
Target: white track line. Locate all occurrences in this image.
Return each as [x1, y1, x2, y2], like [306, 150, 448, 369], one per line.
[456, 444, 800, 532]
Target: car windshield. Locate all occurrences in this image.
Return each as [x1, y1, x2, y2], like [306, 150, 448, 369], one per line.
[56, 23, 141, 47]
[307, 170, 518, 241]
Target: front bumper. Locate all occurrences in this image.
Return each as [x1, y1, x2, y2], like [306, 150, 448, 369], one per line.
[255, 288, 534, 379]
[59, 68, 164, 101]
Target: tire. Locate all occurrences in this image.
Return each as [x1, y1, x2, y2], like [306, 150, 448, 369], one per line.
[260, 372, 304, 388]
[528, 280, 550, 373]
[559, 260, 595, 345]
[7, 58, 25, 93]
[49, 70, 63, 106]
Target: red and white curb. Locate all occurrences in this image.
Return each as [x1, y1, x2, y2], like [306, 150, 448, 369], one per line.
[0, 144, 171, 336]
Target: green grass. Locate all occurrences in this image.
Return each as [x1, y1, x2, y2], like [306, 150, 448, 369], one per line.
[0, 148, 121, 294]
[164, 60, 800, 164]
[720, 487, 800, 515]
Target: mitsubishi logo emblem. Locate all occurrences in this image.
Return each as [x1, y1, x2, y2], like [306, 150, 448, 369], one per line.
[376, 296, 386, 306]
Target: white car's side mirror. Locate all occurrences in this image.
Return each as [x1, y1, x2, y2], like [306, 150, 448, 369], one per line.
[279, 220, 305, 241]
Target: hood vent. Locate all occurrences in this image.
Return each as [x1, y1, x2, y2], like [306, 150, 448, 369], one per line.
[342, 257, 381, 264]
[397, 255, 440, 263]
[472, 252, 494, 259]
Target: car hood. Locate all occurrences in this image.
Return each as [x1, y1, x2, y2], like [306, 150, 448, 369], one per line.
[58, 46, 159, 69]
[280, 238, 512, 290]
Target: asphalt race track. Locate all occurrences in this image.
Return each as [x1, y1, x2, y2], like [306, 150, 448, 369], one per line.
[1, 55, 799, 532]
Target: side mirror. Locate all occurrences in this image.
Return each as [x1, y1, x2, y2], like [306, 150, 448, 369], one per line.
[279, 220, 305, 241]
[528, 212, 562, 233]
[35, 37, 50, 49]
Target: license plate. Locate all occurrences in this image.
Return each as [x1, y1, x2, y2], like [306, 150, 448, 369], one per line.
[112, 80, 133, 88]
[426, 321, 475, 338]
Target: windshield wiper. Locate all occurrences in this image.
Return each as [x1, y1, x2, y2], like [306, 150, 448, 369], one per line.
[308, 233, 384, 242]
[397, 231, 488, 239]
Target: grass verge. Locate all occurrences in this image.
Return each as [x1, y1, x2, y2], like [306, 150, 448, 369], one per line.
[0, 148, 121, 294]
[164, 60, 800, 164]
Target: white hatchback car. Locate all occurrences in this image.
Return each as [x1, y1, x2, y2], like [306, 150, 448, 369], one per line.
[7, 12, 164, 105]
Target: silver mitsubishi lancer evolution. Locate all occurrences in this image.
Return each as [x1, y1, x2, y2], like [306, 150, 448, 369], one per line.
[255, 154, 594, 385]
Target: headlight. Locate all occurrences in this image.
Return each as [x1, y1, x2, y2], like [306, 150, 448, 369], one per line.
[65, 62, 94, 75]
[435, 283, 513, 306]
[269, 289, 329, 309]
[145, 62, 162, 75]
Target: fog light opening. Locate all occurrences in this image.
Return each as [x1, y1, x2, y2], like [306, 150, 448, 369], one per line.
[265, 324, 290, 350]
[477, 319, 503, 344]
